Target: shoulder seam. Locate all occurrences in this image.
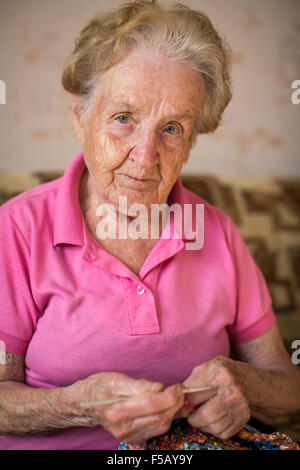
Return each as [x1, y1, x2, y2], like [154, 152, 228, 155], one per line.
[0, 184, 59, 213]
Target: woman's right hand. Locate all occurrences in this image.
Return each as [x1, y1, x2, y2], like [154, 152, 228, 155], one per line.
[63, 372, 184, 445]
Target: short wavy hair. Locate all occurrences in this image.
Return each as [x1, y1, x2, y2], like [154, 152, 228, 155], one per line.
[62, 0, 232, 135]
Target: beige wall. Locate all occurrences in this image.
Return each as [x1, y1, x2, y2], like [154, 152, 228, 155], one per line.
[0, 0, 299, 176]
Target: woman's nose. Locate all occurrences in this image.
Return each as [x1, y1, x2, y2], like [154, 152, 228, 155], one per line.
[128, 131, 160, 168]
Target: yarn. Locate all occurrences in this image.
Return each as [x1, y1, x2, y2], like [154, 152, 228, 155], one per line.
[119, 418, 300, 450]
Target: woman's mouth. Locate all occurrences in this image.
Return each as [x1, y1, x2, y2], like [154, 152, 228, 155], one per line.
[125, 175, 149, 182]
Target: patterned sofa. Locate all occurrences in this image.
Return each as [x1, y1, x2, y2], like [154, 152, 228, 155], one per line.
[0, 169, 299, 441]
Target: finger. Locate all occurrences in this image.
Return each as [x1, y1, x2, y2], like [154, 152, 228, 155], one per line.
[184, 387, 216, 408]
[176, 404, 192, 419]
[106, 387, 184, 445]
[194, 413, 231, 437]
[111, 409, 174, 445]
[183, 365, 212, 391]
[187, 395, 247, 439]
[217, 422, 244, 440]
[103, 384, 184, 423]
[187, 395, 226, 429]
[174, 383, 215, 418]
[215, 405, 251, 439]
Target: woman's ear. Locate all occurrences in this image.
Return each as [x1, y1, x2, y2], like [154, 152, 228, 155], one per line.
[70, 96, 84, 142]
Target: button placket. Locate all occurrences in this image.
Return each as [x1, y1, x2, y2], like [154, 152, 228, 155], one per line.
[121, 277, 160, 334]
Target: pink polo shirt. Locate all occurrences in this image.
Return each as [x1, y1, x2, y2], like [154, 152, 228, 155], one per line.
[0, 153, 276, 450]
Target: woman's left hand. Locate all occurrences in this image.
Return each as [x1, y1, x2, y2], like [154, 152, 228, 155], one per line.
[178, 356, 252, 439]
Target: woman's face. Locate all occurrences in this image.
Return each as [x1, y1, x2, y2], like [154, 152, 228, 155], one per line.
[73, 48, 204, 211]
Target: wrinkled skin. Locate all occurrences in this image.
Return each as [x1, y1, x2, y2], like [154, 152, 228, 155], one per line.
[72, 47, 203, 217]
[74, 47, 204, 273]
[177, 356, 252, 439]
[69, 372, 184, 445]
[0, 356, 184, 444]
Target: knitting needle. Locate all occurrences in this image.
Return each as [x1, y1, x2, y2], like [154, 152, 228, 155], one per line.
[80, 386, 212, 407]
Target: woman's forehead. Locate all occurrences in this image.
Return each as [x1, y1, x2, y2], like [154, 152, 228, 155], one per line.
[93, 51, 203, 117]
[102, 49, 200, 86]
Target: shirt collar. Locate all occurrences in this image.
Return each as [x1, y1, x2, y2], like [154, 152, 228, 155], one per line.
[53, 153, 86, 246]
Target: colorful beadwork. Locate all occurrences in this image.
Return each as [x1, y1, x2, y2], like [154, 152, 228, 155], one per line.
[119, 419, 300, 451]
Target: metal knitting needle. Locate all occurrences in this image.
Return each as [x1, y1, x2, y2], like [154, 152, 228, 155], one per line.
[80, 386, 212, 407]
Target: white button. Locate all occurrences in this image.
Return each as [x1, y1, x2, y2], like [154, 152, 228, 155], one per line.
[136, 285, 145, 295]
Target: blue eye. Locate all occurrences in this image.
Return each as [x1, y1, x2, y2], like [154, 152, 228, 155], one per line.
[164, 125, 179, 134]
[116, 115, 130, 124]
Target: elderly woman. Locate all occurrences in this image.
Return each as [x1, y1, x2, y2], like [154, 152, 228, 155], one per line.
[0, 0, 299, 451]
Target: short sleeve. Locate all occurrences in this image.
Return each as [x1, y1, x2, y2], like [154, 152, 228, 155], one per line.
[224, 215, 276, 344]
[0, 207, 41, 355]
